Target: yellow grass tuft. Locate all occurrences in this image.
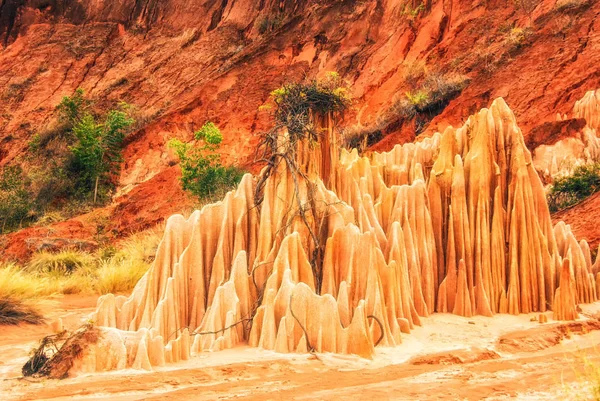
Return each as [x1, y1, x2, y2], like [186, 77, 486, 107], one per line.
[0, 264, 48, 325]
[28, 250, 97, 276]
[95, 258, 149, 294]
[0, 224, 163, 325]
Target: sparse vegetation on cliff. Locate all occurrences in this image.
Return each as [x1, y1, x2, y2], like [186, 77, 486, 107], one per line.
[257, 13, 285, 35]
[0, 165, 34, 233]
[169, 121, 244, 202]
[547, 162, 600, 212]
[0, 90, 134, 234]
[346, 69, 469, 149]
[395, 71, 470, 123]
[555, 0, 590, 12]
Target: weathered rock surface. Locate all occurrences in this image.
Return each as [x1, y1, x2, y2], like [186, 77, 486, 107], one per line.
[2, 0, 600, 260]
[533, 90, 600, 181]
[84, 99, 598, 373]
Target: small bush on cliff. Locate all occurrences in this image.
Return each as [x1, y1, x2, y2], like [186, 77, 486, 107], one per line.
[257, 13, 284, 35]
[0, 165, 35, 233]
[28, 90, 133, 221]
[402, 1, 425, 26]
[547, 163, 600, 212]
[57, 88, 88, 128]
[393, 71, 469, 134]
[504, 27, 533, 53]
[170, 122, 244, 202]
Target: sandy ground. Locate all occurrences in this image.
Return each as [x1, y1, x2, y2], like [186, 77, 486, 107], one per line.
[2, 297, 600, 400]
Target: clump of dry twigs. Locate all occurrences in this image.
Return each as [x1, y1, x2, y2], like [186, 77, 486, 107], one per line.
[22, 322, 100, 379]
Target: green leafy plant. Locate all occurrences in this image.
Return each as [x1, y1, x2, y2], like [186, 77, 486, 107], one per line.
[547, 163, 600, 212]
[69, 104, 134, 203]
[56, 88, 88, 128]
[169, 122, 244, 201]
[0, 90, 135, 234]
[402, 1, 425, 24]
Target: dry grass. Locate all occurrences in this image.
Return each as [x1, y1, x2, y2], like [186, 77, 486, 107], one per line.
[0, 264, 49, 325]
[557, 344, 600, 400]
[28, 250, 97, 275]
[0, 225, 163, 324]
[95, 258, 149, 294]
[0, 297, 44, 325]
[581, 354, 600, 400]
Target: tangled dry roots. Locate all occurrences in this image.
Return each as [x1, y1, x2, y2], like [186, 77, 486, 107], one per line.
[23, 323, 100, 379]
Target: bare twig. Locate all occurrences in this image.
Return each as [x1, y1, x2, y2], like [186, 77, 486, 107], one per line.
[289, 293, 315, 353]
[367, 315, 385, 347]
[190, 318, 254, 337]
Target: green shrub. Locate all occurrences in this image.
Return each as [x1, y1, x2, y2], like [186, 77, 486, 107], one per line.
[69, 103, 134, 203]
[170, 122, 244, 201]
[0, 165, 35, 233]
[547, 163, 600, 212]
[56, 88, 88, 128]
[0, 89, 135, 235]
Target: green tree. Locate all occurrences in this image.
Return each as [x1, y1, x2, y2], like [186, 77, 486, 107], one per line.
[169, 122, 243, 201]
[70, 103, 134, 203]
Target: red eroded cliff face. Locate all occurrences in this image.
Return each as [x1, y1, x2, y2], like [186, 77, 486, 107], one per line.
[1, 0, 599, 259]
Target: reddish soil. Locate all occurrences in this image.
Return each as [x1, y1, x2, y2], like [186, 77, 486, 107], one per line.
[525, 118, 588, 151]
[553, 192, 600, 252]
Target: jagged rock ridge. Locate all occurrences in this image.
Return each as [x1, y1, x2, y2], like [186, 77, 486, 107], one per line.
[86, 99, 598, 372]
[534, 89, 600, 180]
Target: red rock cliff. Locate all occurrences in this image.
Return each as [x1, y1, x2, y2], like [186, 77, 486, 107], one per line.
[1, 0, 599, 258]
